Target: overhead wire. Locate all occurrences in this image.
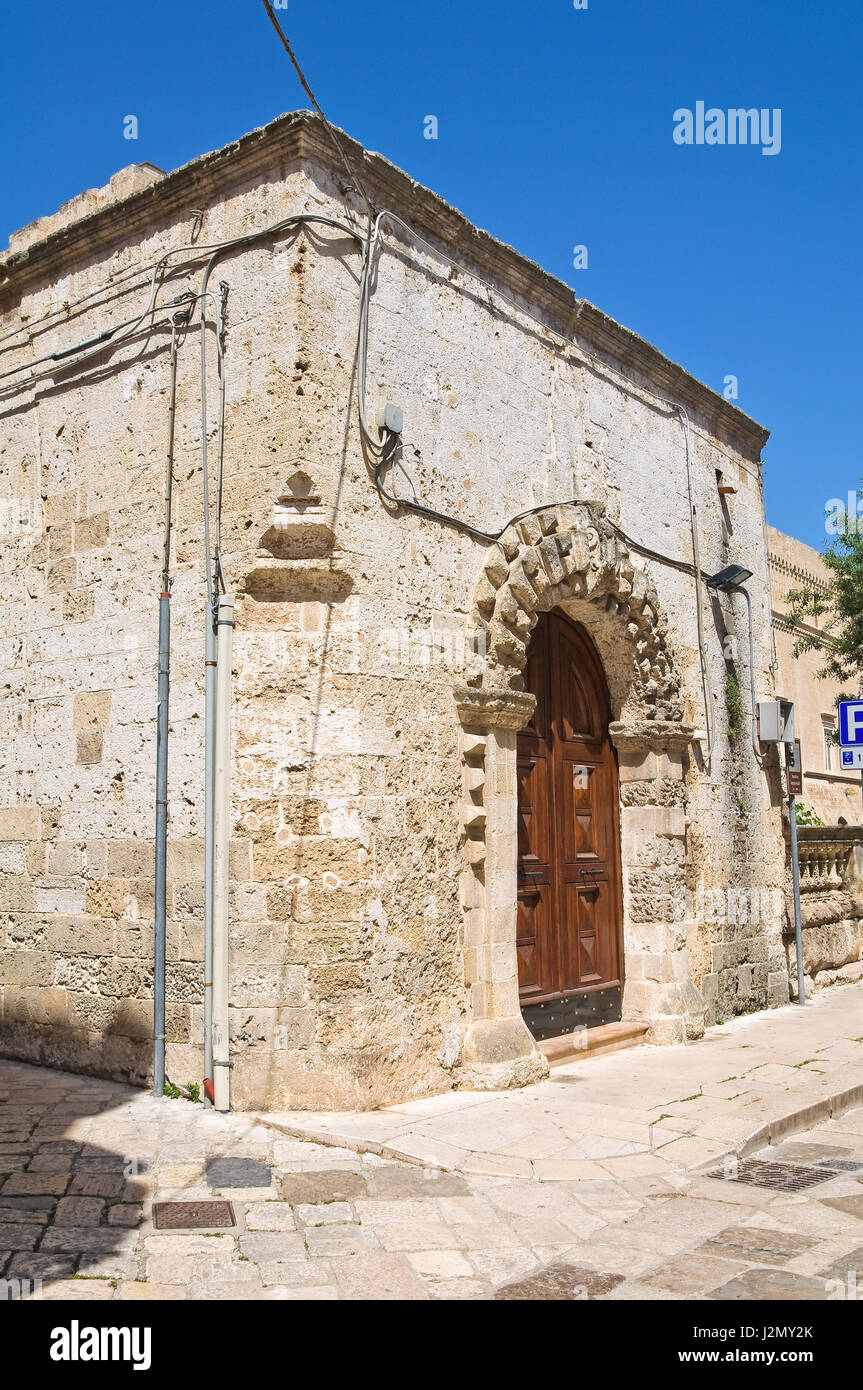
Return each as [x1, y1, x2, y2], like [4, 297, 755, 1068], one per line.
[259, 0, 374, 221]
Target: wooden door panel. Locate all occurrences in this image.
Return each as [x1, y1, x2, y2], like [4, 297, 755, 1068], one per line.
[517, 610, 624, 1036]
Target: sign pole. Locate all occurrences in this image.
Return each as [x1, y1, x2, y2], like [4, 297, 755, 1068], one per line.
[788, 795, 805, 1006]
[785, 739, 805, 1006]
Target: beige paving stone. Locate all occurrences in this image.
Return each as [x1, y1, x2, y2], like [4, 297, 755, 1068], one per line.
[330, 1254, 429, 1300]
[76, 1253, 140, 1281]
[435, 1196, 500, 1224]
[243, 1202, 297, 1231]
[406, 1249, 475, 1278]
[352, 1198, 440, 1226]
[507, 1216, 585, 1247]
[467, 1247, 541, 1286]
[295, 1201, 355, 1227]
[375, 1221, 466, 1252]
[457, 1154, 534, 1179]
[640, 1252, 750, 1295]
[238, 1232, 307, 1263]
[157, 1164, 204, 1187]
[116, 1280, 185, 1300]
[425, 1277, 488, 1300]
[145, 1253, 197, 1284]
[545, 1240, 662, 1277]
[533, 1159, 614, 1182]
[40, 1279, 116, 1300]
[258, 1260, 333, 1288]
[272, 1286, 340, 1300]
[382, 1136, 469, 1170]
[304, 1224, 377, 1258]
[186, 1281, 286, 1300]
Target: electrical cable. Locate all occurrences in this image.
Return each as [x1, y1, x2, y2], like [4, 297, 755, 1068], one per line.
[259, 0, 374, 220]
[213, 279, 229, 596]
[678, 404, 714, 768]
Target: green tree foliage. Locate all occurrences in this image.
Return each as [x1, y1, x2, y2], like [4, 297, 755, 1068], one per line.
[786, 507, 863, 701]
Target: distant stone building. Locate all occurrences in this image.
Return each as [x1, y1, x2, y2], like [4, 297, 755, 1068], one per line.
[0, 112, 800, 1110]
[767, 525, 861, 825]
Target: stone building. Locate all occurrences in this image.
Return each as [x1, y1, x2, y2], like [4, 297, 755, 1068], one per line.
[767, 524, 861, 825]
[0, 111, 796, 1111]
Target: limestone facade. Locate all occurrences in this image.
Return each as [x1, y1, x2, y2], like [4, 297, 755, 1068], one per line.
[767, 524, 861, 825]
[0, 112, 792, 1109]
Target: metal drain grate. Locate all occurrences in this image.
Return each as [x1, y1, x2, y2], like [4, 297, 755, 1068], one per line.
[708, 1159, 832, 1192]
[153, 1200, 236, 1230]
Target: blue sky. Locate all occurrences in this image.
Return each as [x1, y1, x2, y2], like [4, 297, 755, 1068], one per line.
[1, 0, 860, 549]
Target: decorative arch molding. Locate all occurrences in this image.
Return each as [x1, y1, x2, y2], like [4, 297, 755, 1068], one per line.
[452, 501, 705, 1092]
[468, 500, 685, 725]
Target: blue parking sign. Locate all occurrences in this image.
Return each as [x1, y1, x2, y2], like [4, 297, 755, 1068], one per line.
[838, 700, 863, 747]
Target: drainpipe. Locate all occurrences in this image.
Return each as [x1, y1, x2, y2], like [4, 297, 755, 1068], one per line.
[212, 591, 236, 1111]
[153, 315, 182, 1098]
[203, 610, 217, 1102]
[200, 272, 217, 1104]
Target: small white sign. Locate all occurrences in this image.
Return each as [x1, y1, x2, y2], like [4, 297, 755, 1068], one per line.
[839, 746, 863, 770]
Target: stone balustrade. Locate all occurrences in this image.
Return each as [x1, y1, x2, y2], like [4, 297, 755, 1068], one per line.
[786, 825, 863, 991]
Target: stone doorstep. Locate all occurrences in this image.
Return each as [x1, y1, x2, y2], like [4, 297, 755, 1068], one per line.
[540, 1022, 650, 1069]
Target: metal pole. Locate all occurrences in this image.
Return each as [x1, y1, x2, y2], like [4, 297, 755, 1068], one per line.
[212, 592, 236, 1112]
[788, 794, 806, 1005]
[153, 319, 181, 1097]
[200, 275, 217, 1105]
[203, 614, 216, 1097]
[153, 591, 170, 1096]
[205, 284, 228, 1099]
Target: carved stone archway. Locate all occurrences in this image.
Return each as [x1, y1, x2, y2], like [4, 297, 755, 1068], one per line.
[454, 502, 705, 1090]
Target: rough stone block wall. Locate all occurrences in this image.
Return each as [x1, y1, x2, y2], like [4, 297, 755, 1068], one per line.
[0, 113, 790, 1109]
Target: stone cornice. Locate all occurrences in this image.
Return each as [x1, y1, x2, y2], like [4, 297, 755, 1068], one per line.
[0, 111, 769, 456]
[768, 550, 829, 594]
[609, 720, 695, 753]
[771, 613, 835, 646]
[454, 684, 536, 731]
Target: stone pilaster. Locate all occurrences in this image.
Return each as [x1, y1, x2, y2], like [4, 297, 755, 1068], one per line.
[610, 720, 706, 1042]
[453, 684, 548, 1088]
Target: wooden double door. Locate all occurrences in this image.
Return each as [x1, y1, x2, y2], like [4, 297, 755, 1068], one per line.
[516, 611, 624, 1040]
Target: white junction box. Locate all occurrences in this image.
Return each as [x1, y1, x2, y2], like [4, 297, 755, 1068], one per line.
[757, 699, 795, 744]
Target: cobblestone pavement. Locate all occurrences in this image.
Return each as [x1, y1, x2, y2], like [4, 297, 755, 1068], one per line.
[263, 987, 863, 1180]
[2, 1059, 863, 1301]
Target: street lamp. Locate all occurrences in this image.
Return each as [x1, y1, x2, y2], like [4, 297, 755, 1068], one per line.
[705, 564, 753, 590]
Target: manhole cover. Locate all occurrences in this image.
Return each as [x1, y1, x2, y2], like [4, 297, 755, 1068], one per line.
[814, 1159, 863, 1173]
[708, 1159, 832, 1192]
[153, 1200, 236, 1230]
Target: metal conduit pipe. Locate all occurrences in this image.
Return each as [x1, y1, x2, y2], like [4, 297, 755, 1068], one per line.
[199, 275, 218, 1105]
[729, 582, 763, 764]
[153, 314, 183, 1098]
[212, 592, 236, 1112]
